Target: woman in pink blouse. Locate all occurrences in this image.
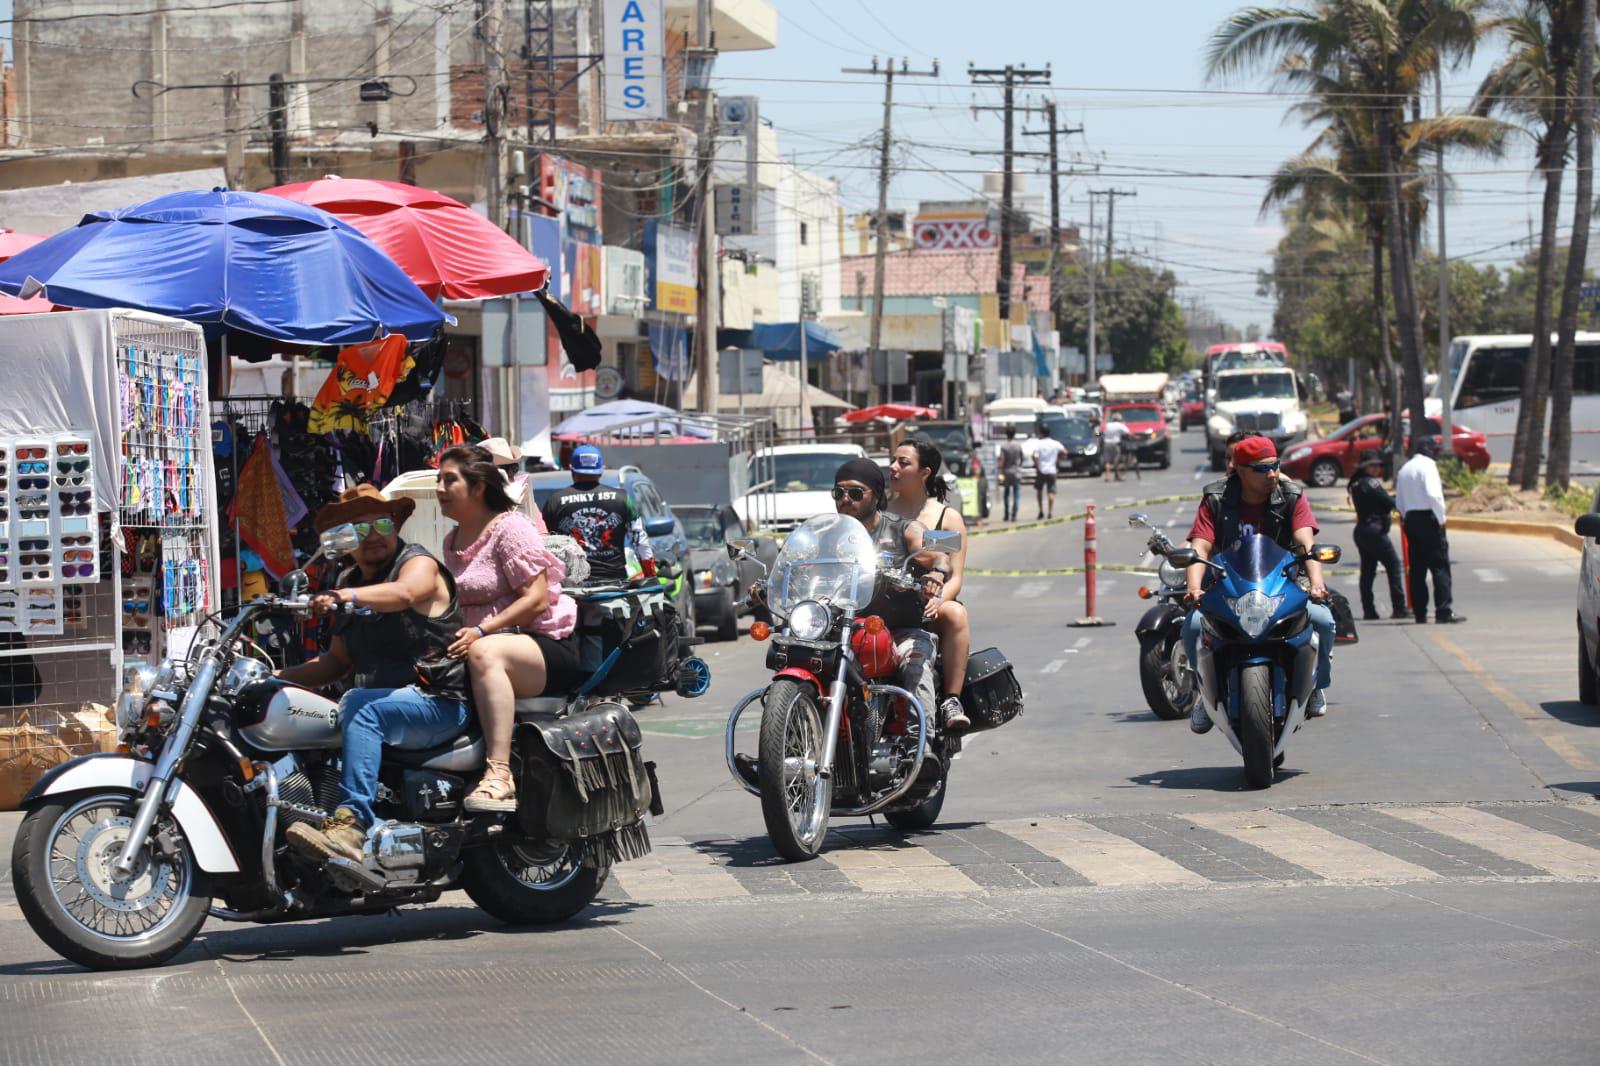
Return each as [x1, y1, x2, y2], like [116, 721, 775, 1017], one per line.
[435, 444, 579, 812]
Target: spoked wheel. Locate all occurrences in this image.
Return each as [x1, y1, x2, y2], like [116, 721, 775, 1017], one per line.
[1165, 641, 1198, 718]
[758, 679, 832, 861]
[1239, 663, 1277, 789]
[462, 836, 608, 925]
[12, 791, 212, 970]
[1139, 635, 1188, 720]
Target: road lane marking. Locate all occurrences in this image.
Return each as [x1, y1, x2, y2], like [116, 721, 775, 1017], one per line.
[1383, 807, 1600, 879]
[825, 842, 985, 893]
[1430, 632, 1600, 771]
[1473, 568, 1507, 583]
[1016, 581, 1050, 599]
[610, 836, 749, 901]
[1072, 636, 1092, 649]
[993, 817, 1207, 886]
[1537, 562, 1574, 577]
[1041, 659, 1066, 673]
[1186, 810, 1438, 883]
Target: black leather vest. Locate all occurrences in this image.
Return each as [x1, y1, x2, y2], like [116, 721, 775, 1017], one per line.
[336, 542, 467, 698]
[1200, 476, 1304, 552]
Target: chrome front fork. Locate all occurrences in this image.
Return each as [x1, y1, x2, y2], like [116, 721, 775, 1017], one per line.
[113, 657, 220, 876]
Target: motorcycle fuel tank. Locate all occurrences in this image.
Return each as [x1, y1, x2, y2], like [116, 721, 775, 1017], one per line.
[236, 679, 342, 752]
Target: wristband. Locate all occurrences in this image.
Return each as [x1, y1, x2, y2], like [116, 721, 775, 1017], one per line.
[348, 589, 360, 608]
[473, 625, 488, 638]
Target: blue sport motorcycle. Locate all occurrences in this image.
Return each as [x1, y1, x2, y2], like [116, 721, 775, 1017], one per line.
[1168, 534, 1341, 788]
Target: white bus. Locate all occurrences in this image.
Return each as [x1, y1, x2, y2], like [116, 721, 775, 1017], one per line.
[1428, 332, 1600, 459]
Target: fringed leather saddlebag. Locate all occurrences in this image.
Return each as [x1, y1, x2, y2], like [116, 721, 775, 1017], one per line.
[514, 701, 662, 865]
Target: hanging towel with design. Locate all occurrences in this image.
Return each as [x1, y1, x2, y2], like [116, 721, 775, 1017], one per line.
[308, 334, 416, 433]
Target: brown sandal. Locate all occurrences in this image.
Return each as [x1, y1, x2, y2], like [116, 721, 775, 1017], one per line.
[465, 761, 517, 812]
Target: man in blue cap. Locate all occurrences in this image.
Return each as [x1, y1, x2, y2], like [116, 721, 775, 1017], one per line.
[540, 444, 656, 585]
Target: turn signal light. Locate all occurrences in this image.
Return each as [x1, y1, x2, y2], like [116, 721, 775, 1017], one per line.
[238, 758, 257, 783]
[750, 621, 771, 641]
[1137, 586, 1153, 600]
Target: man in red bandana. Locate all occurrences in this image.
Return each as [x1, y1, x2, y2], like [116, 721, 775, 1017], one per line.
[1181, 434, 1336, 732]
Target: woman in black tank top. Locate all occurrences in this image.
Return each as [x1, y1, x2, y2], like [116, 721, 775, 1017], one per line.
[887, 439, 973, 731]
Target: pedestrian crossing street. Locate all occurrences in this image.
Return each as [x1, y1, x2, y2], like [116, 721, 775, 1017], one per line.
[601, 801, 1600, 903]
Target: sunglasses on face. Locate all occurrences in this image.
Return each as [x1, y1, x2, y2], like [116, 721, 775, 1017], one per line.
[352, 517, 396, 539]
[56, 459, 89, 473]
[16, 447, 43, 459]
[56, 442, 87, 455]
[831, 486, 869, 502]
[1242, 461, 1280, 474]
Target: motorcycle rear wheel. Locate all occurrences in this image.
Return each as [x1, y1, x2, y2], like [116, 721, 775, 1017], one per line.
[1138, 634, 1187, 720]
[461, 837, 607, 925]
[1239, 663, 1277, 789]
[12, 790, 212, 971]
[758, 679, 832, 861]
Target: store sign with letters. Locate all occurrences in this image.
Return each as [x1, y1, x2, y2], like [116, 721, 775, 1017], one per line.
[604, 0, 664, 121]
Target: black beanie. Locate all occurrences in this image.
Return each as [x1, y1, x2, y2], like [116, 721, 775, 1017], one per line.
[834, 457, 886, 503]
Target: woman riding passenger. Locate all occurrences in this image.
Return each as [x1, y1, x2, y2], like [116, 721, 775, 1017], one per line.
[435, 444, 582, 812]
[888, 438, 973, 732]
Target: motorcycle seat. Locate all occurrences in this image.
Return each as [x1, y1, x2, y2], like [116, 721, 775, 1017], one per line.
[383, 723, 485, 771]
[513, 696, 569, 720]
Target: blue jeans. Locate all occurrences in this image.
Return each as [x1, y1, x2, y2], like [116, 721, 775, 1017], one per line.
[1002, 477, 1021, 520]
[337, 686, 471, 827]
[1182, 603, 1334, 693]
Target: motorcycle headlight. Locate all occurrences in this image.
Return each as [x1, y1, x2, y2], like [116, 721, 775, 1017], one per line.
[1227, 590, 1284, 639]
[1159, 558, 1186, 589]
[787, 599, 832, 641]
[117, 663, 160, 732]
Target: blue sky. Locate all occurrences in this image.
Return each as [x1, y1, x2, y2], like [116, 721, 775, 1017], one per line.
[717, 1, 1564, 331]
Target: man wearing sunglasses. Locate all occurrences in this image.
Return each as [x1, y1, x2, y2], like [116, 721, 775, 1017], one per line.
[1180, 434, 1337, 732]
[275, 484, 471, 865]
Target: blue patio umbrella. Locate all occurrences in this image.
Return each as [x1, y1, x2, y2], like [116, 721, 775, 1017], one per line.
[0, 188, 447, 346]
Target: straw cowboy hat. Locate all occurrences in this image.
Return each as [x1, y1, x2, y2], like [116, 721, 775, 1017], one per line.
[479, 436, 523, 467]
[314, 483, 416, 534]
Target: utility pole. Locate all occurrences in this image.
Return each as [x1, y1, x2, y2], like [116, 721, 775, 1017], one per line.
[970, 64, 1051, 321]
[480, 0, 507, 231]
[1098, 187, 1135, 268]
[222, 72, 245, 189]
[1022, 99, 1084, 382]
[844, 58, 939, 380]
[267, 73, 289, 186]
[1087, 187, 1134, 383]
[1086, 192, 1097, 387]
[692, 0, 720, 415]
[1436, 70, 1453, 456]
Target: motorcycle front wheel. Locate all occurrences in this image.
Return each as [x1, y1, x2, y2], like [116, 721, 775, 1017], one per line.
[461, 837, 608, 925]
[1138, 634, 1188, 720]
[1239, 663, 1277, 789]
[758, 679, 832, 861]
[12, 791, 213, 971]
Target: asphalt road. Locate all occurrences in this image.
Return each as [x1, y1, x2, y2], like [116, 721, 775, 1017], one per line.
[2, 428, 1597, 1065]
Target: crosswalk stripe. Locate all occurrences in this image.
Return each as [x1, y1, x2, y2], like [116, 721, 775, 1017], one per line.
[1186, 810, 1438, 883]
[824, 842, 986, 894]
[1383, 807, 1600, 879]
[610, 836, 750, 901]
[992, 816, 1208, 886]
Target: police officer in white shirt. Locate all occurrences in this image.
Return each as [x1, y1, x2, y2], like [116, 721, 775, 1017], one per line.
[1395, 437, 1464, 624]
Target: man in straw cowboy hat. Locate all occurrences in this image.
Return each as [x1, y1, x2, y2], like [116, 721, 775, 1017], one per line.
[276, 484, 473, 864]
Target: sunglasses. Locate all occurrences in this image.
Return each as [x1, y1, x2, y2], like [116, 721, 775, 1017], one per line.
[20, 508, 48, 520]
[61, 535, 92, 546]
[17, 495, 46, 507]
[1244, 461, 1280, 473]
[19, 539, 47, 551]
[56, 442, 87, 456]
[18, 478, 47, 491]
[123, 599, 150, 612]
[352, 517, 396, 539]
[22, 569, 51, 580]
[830, 486, 869, 502]
[61, 564, 94, 579]
[17, 461, 46, 474]
[16, 447, 43, 460]
[20, 553, 48, 565]
[61, 550, 93, 562]
[58, 490, 89, 503]
[59, 503, 90, 516]
[56, 459, 89, 473]
[55, 475, 87, 487]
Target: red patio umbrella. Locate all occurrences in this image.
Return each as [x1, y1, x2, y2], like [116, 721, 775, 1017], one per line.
[0, 231, 56, 314]
[261, 177, 548, 300]
[841, 403, 939, 424]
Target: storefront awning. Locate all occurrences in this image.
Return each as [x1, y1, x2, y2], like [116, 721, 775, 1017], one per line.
[719, 320, 844, 362]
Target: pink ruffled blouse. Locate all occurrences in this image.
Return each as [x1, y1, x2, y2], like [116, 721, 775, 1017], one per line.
[443, 512, 577, 638]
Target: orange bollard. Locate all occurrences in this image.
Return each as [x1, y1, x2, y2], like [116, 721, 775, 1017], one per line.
[1070, 503, 1112, 627]
[1399, 515, 1412, 613]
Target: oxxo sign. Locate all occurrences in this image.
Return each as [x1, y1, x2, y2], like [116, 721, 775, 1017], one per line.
[604, 0, 664, 121]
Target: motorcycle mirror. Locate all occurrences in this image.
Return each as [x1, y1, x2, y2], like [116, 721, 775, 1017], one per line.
[921, 529, 960, 554]
[1167, 547, 1200, 568]
[1575, 513, 1600, 540]
[1127, 512, 1151, 529]
[728, 538, 758, 559]
[1310, 544, 1342, 564]
[320, 523, 363, 559]
[280, 569, 310, 598]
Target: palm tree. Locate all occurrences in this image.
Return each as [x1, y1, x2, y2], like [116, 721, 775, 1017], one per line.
[1548, 0, 1597, 489]
[1209, 0, 1493, 454]
[1475, 0, 1583, 488]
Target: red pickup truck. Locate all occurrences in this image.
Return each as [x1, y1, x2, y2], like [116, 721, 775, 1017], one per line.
[1104, 402, 1172, 469]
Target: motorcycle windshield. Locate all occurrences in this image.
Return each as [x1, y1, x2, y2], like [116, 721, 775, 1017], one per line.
[770, 513, 880, 616]
[1217, 534, 1293, 585]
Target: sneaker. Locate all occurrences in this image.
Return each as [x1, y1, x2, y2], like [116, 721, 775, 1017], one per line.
[1436, 613, 1467, 624]
[286, 806, 365, 864]
[1306, 689, 1327, 717]
[940, 696, 971, 732]
[1190, 700, 1212, 734]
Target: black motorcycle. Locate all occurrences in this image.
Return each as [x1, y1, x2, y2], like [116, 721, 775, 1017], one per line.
[9, 525, 692, 971]
[1128, 513, 1196, 721]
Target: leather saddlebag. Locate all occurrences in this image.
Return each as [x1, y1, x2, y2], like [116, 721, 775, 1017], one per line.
[1327, 587, 1359, 644]
[513, 701, 659, 863]
[577, 590, 681, 697]
[959, 647, 1024, 732]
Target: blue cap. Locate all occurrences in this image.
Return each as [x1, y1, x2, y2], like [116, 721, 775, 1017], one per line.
[570, 445, 604, 475]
